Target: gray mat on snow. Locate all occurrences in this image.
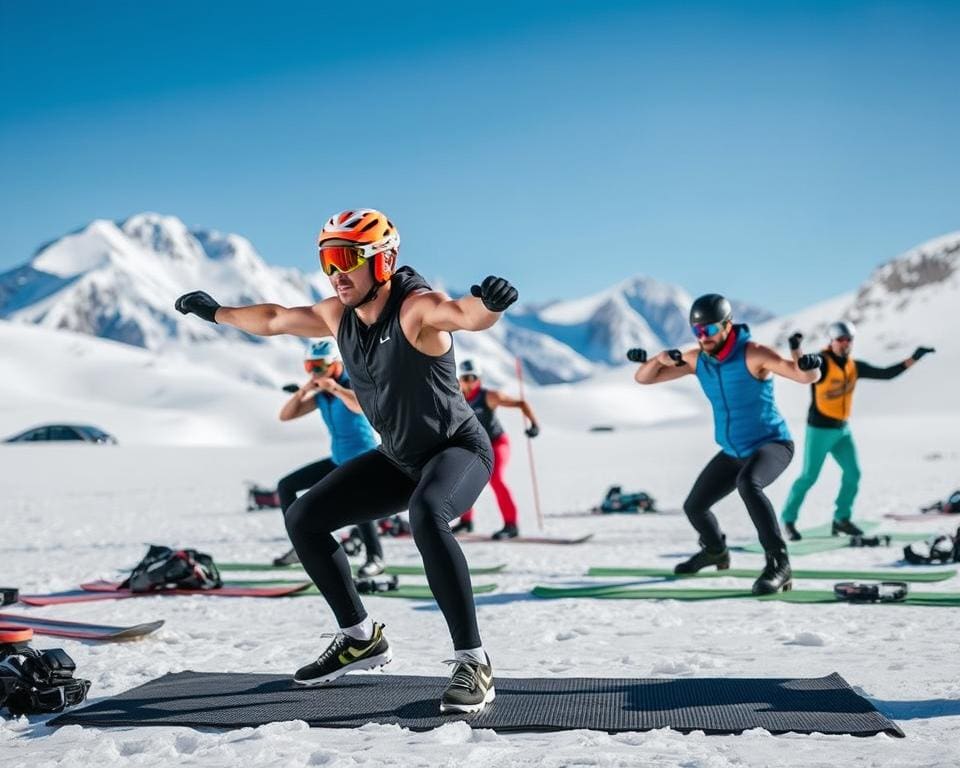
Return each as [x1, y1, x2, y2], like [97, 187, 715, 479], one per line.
[51, 670, 903, 737]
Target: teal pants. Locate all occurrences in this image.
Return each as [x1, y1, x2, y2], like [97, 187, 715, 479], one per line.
[781, 424, 861, 524]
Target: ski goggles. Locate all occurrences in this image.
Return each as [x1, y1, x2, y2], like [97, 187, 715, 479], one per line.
[318, 245, 371, 276]
[459, 374, 478, 383]
[691, 321, 726, 339]
[304, 359, 333, 374]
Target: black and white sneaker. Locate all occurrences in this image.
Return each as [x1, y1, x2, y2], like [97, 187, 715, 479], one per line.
[440, 656, 495, 714]
[293, 622, 391, 686]
[357, 557, 385, 578]
[273, 547, 300, 567]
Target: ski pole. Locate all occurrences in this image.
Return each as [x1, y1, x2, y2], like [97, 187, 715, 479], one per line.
[515, 356, 544, 531]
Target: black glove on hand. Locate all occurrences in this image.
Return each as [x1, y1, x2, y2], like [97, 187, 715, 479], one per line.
[667, 349, 686, 367]
[281, 383, 300, 394]
[798, 353, 823, 371]
[175, 291, 220, 323]
[912, 346, 935, 361]
[525, 423, 540, 439]
[626, 348, 647, 363]
[470, 276, 518, 313]
[788, 332, 803, 351]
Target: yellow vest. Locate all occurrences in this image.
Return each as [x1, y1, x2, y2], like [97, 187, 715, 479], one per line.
[813, 351, 858, 421]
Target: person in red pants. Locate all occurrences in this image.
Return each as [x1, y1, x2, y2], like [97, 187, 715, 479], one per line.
[451, 359, 539, 539]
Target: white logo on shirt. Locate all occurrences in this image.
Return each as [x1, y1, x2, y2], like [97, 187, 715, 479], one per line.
[379, 332, 391, 344]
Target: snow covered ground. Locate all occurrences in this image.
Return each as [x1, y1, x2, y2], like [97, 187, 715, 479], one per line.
[2, 402, 958, 767]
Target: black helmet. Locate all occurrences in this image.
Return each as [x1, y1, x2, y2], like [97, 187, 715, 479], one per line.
[689, 294, 732, 326]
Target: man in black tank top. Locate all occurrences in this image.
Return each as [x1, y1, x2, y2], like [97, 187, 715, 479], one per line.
[175, 208, 517, 715]
[451, 359, 540, 539]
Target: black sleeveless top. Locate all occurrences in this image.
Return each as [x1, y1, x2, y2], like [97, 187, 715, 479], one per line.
[466, 387, 504, 441]
[337, 267, 482, 476]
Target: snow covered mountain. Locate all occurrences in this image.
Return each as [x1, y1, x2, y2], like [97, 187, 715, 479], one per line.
[0, 213, 769, 387]
[509, 275, 773, 365]
[756, 231, 960, 417]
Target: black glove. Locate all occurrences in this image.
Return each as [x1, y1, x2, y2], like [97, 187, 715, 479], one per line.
[788, 332, 803, 351]
[281, 383, 300, 394]
[470, 276, 518, 313]
[525, 423, 539, 439]
[175, 291, 220, 323]
[798, 353, 823, 371]
[626, 348, 647, 363]
[666, 349, 686, 367]
[912, 346, 935, 361]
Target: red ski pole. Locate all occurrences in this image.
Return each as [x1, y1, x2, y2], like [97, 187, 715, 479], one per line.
[515, 356, 544, 531]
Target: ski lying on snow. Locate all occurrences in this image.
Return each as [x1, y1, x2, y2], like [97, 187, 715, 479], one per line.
[217, 562, 507, 575]
[19, 581, 312, 606]
[739, 530, 928, 556]
[0, 612, 164, 641]
[545, 509, 682, 519]
[456, 533, 593, 545]
[585, 566, 957, 582]
[883, 512, 960, 522]
[531, 584, 960, 606]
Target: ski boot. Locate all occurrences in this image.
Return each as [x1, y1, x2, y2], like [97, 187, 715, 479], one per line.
[674, 540, 730, 574]
[450, 518, 474, 534]
[752, 549, 793, 594]
[784, 522, 802, 541]
[831, 519, 864, 536]
[491, 524, 519, 540]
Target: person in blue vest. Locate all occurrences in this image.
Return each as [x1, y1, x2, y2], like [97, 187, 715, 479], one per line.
[272, 339, 385, 578]
[628, 294, 823, 594]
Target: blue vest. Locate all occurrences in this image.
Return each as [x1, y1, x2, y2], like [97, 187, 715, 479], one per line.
[315, 373, 378, 465]
[694, 325, 791, 458]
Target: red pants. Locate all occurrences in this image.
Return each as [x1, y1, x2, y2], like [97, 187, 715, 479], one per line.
[459, 433, 518, 526]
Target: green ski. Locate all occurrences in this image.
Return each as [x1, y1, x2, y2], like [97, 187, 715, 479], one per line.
[585, 566, 956, 583]
[532, 584, 960, 606]
[218, 562, 506, 576]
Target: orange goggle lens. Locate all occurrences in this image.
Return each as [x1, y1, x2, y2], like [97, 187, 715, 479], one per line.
[304, 360, 331, 374]
[319, 246, 368, 276]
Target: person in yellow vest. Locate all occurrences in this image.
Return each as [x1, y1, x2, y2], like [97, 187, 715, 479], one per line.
[781, 321, 934, 540]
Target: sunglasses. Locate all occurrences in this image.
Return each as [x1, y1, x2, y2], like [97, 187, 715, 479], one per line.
[833, 336, 853, 343]
[692, 321, 726, 339]
[318, 245, 370, 277]
[459, 375, 478, 383]
[304, 360, 332, 374]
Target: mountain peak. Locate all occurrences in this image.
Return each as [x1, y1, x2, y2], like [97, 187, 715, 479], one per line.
[120, 212, 206, 263]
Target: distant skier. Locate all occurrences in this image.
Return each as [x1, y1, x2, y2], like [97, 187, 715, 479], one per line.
[628, 294, 822, 594]
[272, 339, 385, 578]
[176, 208, 516, 714]
[450, 359, 540, 539]
[780, 321, 934, 540]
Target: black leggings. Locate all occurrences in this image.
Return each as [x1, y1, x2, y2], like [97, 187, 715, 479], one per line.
[683, 441, 794, 555]
[284, 445, 492, 649]
[278, 458, 382, 560]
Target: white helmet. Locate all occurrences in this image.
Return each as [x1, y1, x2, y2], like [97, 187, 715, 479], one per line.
[827, 321, 856, 341]
[458, 359, 482, 378]
[305, 338, 340, 362]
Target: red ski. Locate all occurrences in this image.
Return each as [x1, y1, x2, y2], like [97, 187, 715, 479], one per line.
[19, 581, 311, 606]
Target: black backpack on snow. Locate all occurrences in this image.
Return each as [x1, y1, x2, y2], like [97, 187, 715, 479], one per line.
[121, 545, 222, 592]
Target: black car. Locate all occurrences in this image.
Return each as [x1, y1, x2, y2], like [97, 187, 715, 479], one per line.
[3, 424, 118, 444]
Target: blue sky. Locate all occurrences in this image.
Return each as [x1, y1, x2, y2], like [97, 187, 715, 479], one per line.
[1, 0, 958, 312]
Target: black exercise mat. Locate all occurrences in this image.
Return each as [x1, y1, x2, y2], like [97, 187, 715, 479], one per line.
[51, 670, 903, 737]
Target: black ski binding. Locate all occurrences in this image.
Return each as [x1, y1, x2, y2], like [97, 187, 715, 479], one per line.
[0, 640, 91, 715]
[833, 581, 908, 603]
[849, 534, 892, 548]
[0, 587, 18, 607]
[354, 574, 399, 594]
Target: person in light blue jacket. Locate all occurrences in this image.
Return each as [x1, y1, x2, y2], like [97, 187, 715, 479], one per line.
[273, 339, 384, 577]
[628, 294, 822, 594]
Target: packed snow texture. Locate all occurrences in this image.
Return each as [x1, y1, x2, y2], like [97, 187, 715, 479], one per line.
[1, 228, 958, 766]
